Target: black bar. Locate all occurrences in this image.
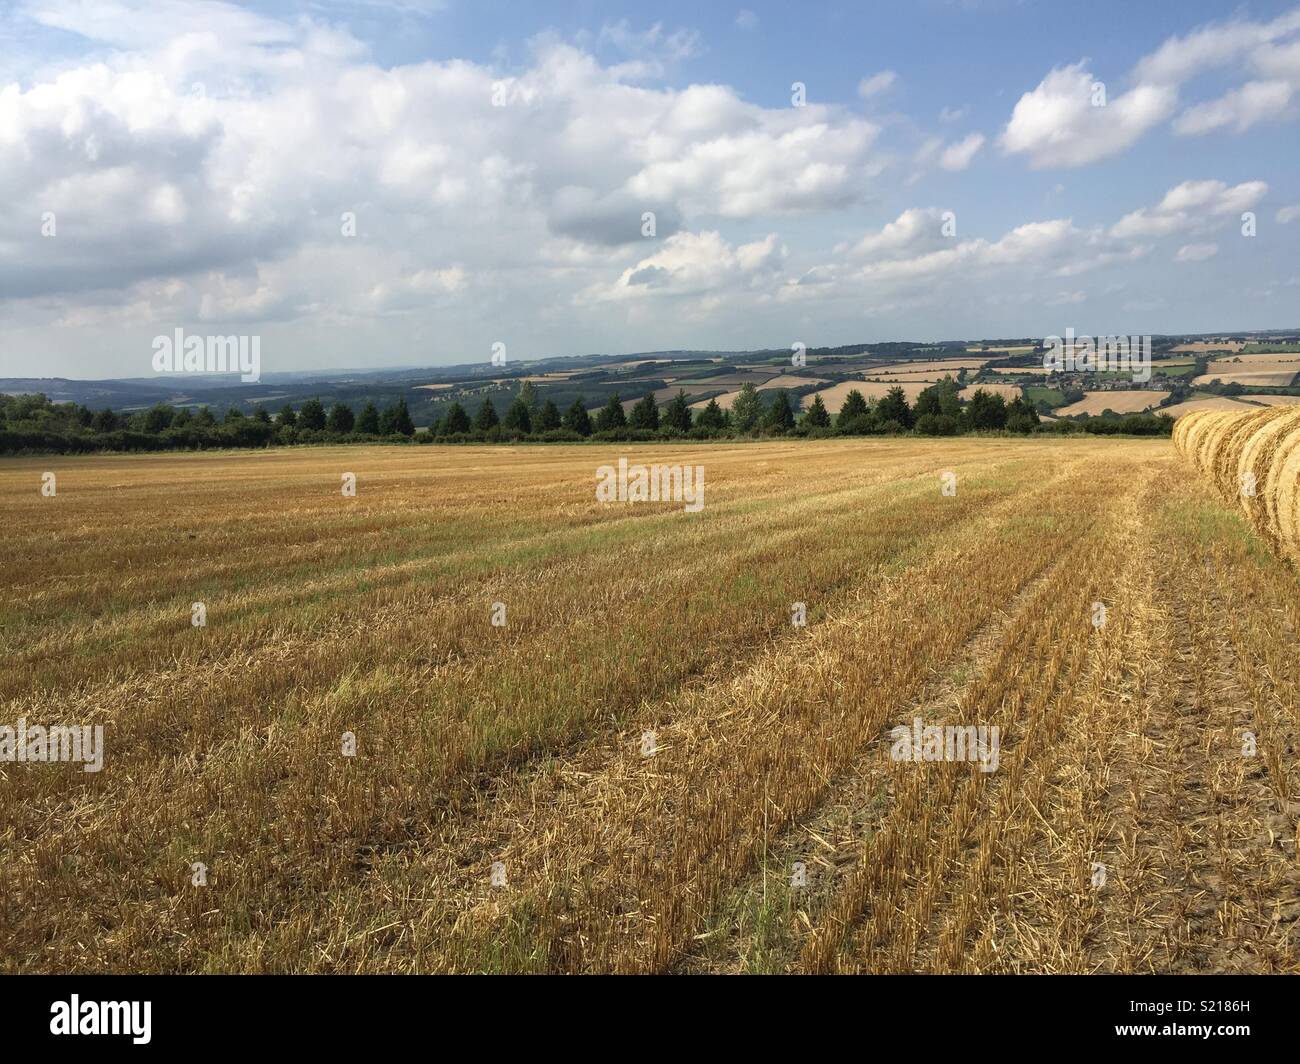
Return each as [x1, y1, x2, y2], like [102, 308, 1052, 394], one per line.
[3, 974, 1288, 1051]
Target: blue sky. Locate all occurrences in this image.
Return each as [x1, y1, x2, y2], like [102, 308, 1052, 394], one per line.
[1, 0, 1298, 378]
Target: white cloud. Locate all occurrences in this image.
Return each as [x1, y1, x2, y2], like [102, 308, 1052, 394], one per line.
[1278, 204, 1300, 224]
[1174, 80, 1294, 134]
[625, 96, 881, 217]
[0, 16, 885, 326]
[939, 132, 985, 171]
[1110, 180, 1267, 239]
[840, 217, 1081, 289]
[1000, 62, 1175, 168]
[1001, 9, 1300, 169]
[840, 207, 952, 259]
[1175, 242, 1218, 262]
[592, 230, 784, 302]
[1136, 9, 1300, 85]
[735, 9, 758, 31]
[857, 71, 897, 99]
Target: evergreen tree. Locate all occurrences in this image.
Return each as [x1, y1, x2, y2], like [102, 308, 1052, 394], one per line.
[915, 376, 962, 418]
[502, 397, 532, 434]
[1004, 396, 1040, 433]
[629, 391, 660, 430]
[799, 393, 831, 430]
[537, 399, 562, 431]
[695, 397, 727, 432]
[517, 380, 539, 419]
[252, 405, 272, 423]
[563, 398, 593, 436]
[595, 395, 627, 432]
[299, 398, 326, 430]
[278, 404, 297, 427]
[379, 405, 398, 435]
[442, 402, 471, 434]
[730, 382, 762, 432]
[473, 397, 500, 432]
[662, 389, 692, 433]
[327, 402, 355, 433]
[392, 398, 415, 436]
[194, 406, 217, 428]
[964, 389, 1007, 431]
[356, 402, 381, 434]
[875, 386, 913, 429]
[834, 389, 869, 431]
[763, 389, 796, 433]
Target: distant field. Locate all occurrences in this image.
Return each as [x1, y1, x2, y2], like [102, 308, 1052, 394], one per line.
[808, 380, 932, 411]
[1024, 386, 1067, 408]
[1054, 390, 1162, 417]
[960, 383, 1023, 402]
[7, 438, 1300, 974]
[1159, 396, 1259, 418]
[1241, 342, 1300, 354]
[758, 374, 827, 391]
[1193, 354, 1300, 387]
[862, 371, 958, 382]
[1171, 341, 1245, 353]
[689, 389, 740, 411]
[874, 360, 988, 375]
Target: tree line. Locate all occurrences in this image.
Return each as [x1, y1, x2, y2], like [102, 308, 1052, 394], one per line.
[0, 376, 1171, 454]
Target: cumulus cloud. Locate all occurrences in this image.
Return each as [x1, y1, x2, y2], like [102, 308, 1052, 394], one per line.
[938, 132, 985, 171]
[1278, 204, 1300, 224]
[1110, 180, 1267, 239]
[832, 217, 1082, 290]
[801, 178, 1253, 307]
[592, 230, 784, 301]
[1000, 62, 1175, 168]
[1174, 80, 1294, 134]
[1136, 9, 1300, 85]
[3, 1, 1294, 375]
[839, 207, 953, 259]
[1002, 9, 1300, 169]
[0, 8, 884, 330]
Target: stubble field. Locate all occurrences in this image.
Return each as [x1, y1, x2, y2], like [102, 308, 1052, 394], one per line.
[3, 437, 1299, 973]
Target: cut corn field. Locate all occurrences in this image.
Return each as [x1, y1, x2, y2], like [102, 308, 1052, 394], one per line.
[3, 437, 1299, 973]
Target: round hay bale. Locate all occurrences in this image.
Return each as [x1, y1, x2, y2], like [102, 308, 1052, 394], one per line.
[1268, 413, 1300, 563]
[1173, 405, 1300, 564]
[1240, 407, 1300, 548]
